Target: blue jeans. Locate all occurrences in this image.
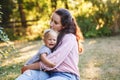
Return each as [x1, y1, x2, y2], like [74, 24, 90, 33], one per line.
[15, 70, 79, 80]
[48, 71, 79, 80]
[15, 70, 49, 80]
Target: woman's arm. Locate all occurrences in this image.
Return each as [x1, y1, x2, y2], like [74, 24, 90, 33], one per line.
[21, 53, 55, 73]
[40, 53, 55, 68]
[40, 34, 76, 70]
[21, 62, 39, 73]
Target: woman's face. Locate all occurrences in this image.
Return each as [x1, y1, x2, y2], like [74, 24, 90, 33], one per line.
[50, 13, 63, 32]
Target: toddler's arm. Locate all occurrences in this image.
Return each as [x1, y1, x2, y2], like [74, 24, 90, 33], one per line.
[40, 53, 55, 68]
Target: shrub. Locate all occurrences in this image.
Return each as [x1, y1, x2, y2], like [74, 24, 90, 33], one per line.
[0, 27, 17, 59]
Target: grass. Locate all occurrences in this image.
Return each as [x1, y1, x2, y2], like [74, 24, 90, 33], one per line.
[79, 35, 120, 80]
[0, 35, 120, 80]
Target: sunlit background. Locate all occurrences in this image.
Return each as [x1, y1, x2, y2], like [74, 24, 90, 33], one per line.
[0, 0, 120, 40]
[0, 0, 120, 80]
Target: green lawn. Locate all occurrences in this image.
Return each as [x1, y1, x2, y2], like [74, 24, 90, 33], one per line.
[0, 35, 120, 80]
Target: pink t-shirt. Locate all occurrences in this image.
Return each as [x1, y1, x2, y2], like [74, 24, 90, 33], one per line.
[40, 33, 80, 77]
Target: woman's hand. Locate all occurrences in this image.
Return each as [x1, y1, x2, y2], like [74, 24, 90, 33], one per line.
[21, 66, 29, 74]
[21, 62, 40, 74]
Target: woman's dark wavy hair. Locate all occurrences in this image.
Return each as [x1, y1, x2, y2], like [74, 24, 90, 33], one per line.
[52, 8, 76, 51]
[52, 8, 84, 53]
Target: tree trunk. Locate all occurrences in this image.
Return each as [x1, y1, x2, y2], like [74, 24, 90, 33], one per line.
[64, 0, 69, 9]
[51, 0, 57, 11]
[112, 12, 120, 34]
[18, 0, 27, 28]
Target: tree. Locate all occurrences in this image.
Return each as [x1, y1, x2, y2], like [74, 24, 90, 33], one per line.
[0, 0, 14, 27]
[0, 5, 2, 23]
[64, 0, 69, 9]
[17, 0, 27, 28]
[51, 0, 57, 11]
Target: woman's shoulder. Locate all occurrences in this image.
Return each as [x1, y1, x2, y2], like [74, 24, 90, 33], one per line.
[63, 33, 76, 41]
[64, 33, 76, 38]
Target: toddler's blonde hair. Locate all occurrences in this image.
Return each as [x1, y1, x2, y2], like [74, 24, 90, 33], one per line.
[43, 29, 58, 40]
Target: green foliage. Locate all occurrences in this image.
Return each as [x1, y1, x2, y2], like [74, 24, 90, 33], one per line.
[0, 0, 120, 39]
[76, 15, 112, 38]
[4, 28, 24, 40]
[97, 26, 112, 36]
[85, 26, 98, 38]
[75, 0, 119, 38]
[0, 27, 9, 41]
[0, 0, 15, 26]
[0, 27, 17, 59]
[0, 5, 2, 23]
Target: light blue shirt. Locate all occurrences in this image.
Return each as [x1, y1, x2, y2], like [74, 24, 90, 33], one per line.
[25, 45, 51, 65]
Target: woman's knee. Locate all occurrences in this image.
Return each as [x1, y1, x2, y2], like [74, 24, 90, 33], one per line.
[16, 70, 50, 80]
[38, 71, 50, 80]
[15, 70, 40, 80]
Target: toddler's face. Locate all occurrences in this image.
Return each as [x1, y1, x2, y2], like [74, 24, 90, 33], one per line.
[44, 34, 57, 49]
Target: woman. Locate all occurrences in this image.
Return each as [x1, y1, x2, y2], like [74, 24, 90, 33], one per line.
[16, 8, 84, 80]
